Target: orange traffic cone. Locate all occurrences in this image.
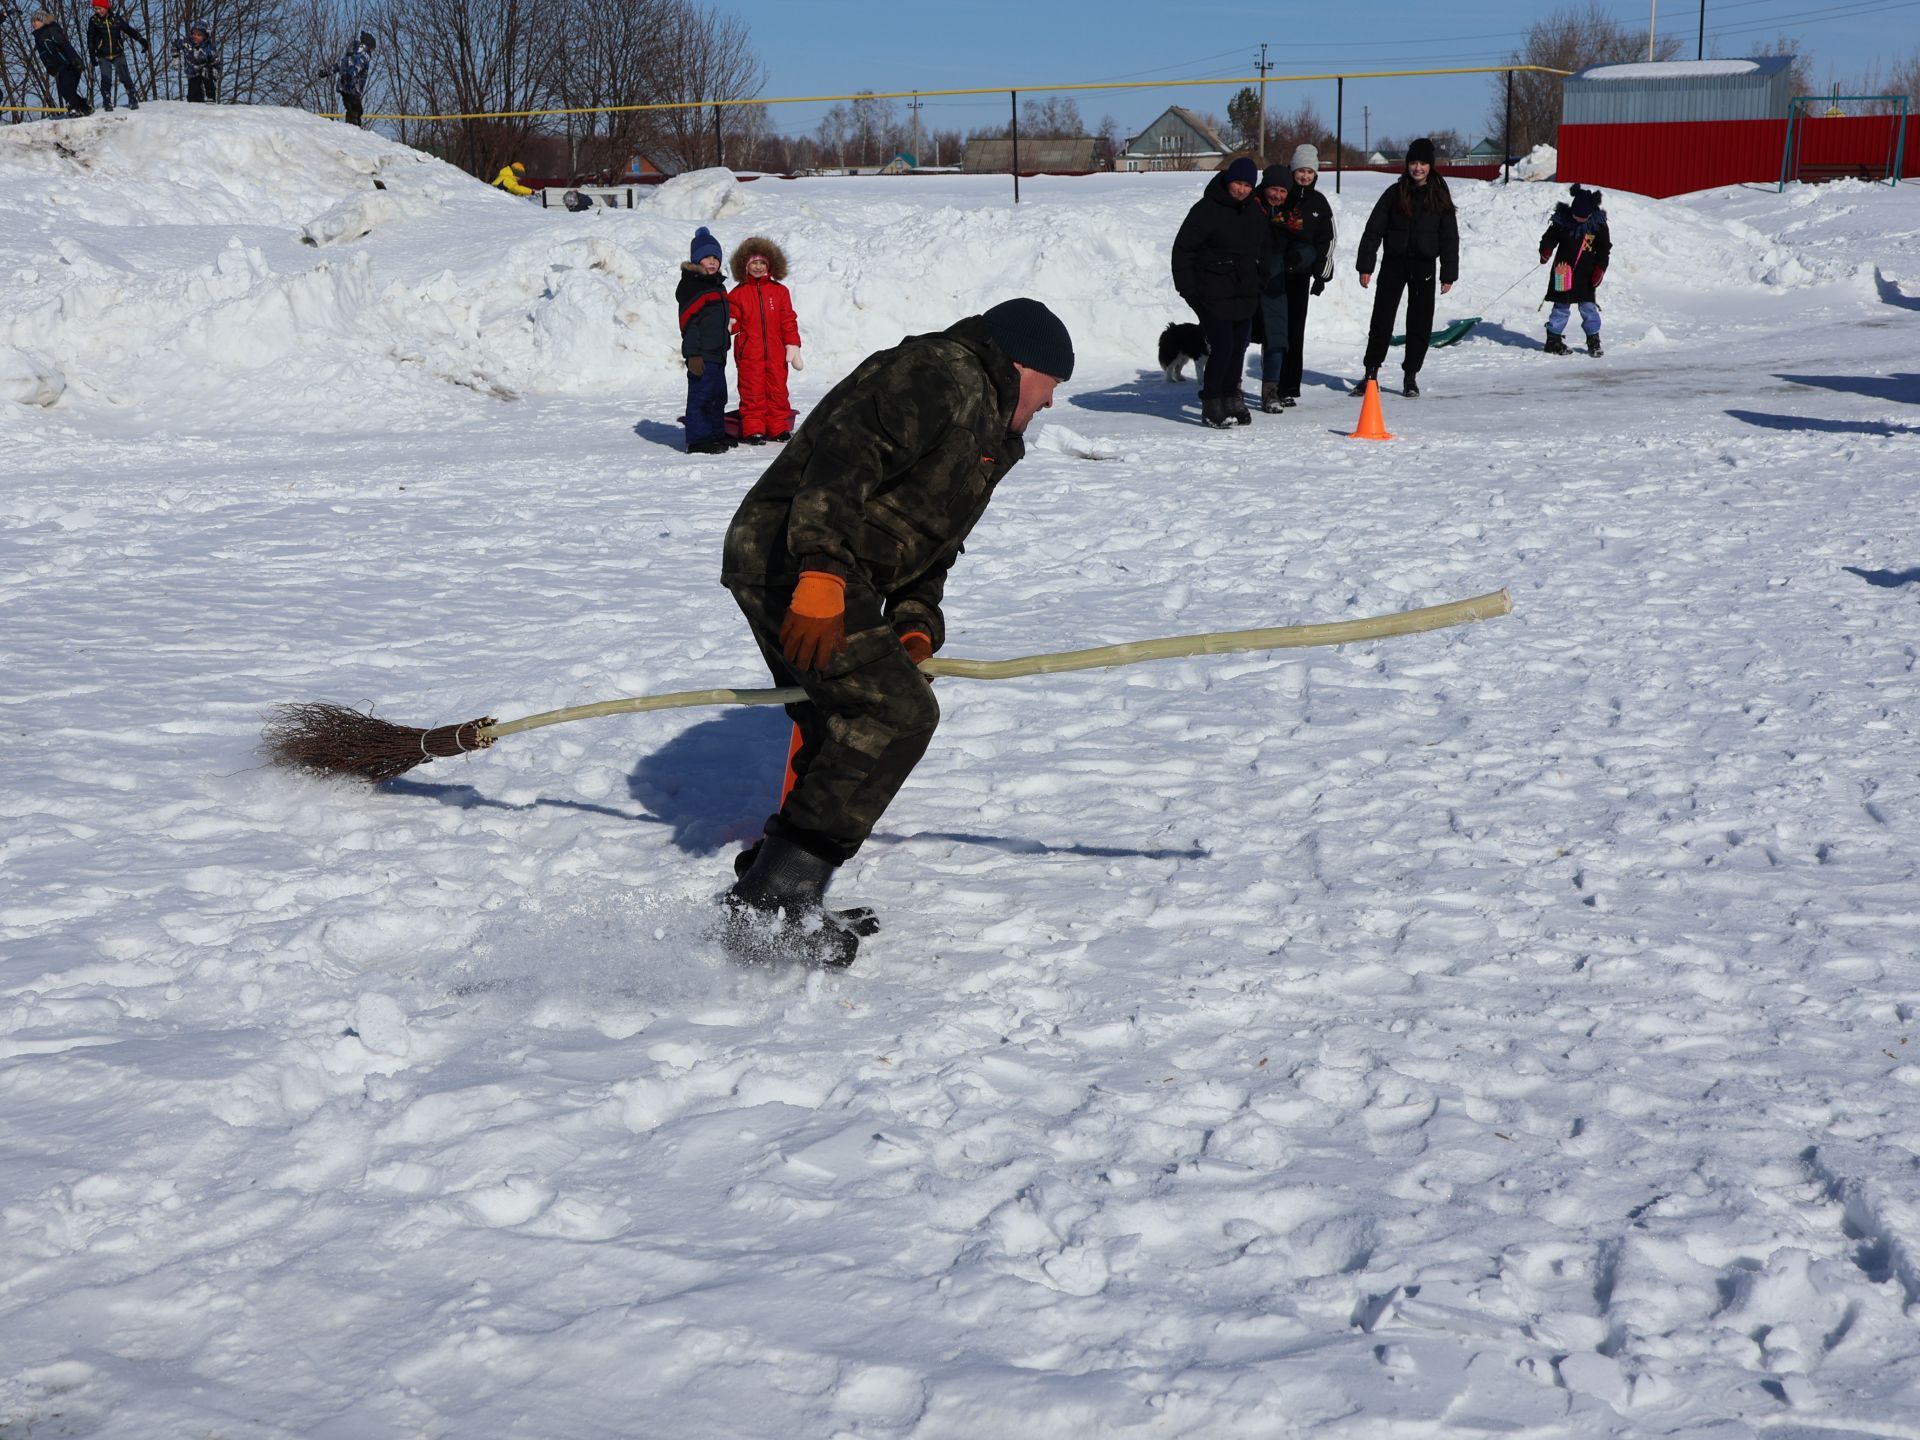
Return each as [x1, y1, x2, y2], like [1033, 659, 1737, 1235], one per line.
[1347, 378, 1395, 441]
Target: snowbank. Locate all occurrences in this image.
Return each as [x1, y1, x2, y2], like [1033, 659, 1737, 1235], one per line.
[0, 104, 1867, 424]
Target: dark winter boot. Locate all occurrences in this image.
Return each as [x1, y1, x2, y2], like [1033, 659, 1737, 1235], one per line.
[1348, 367, 1378, 398]
[1402, 371, 1420, 398]
[722, 836, 860, 967]
[1200, 394, 1231, 429]
[1227, 393, 1253, 425]
[1586, 332, 1604, 357]
[1544, 330, 1571, 355]
[733, 841, 879, 935]
[1260, 382, 1282, 414]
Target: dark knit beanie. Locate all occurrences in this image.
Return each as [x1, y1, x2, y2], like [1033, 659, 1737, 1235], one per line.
[689, 226, 722, 264]
[1406, 137, 1436, 166]
[1570, 186, 1601, 219]
[1257, 164, 1291, 193]
[981, 298, 1074, 382]
[1224, 156, 1259, 187]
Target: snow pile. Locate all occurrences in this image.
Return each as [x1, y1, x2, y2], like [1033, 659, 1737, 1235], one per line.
[1511, 143, 1557, 181]
[0, 106, 1872, 422]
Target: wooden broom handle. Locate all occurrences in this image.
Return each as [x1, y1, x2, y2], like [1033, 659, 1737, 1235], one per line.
[481, 589, 1511, 743]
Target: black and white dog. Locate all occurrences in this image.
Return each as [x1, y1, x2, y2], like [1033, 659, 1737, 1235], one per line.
[1157, 322, 1207, 383]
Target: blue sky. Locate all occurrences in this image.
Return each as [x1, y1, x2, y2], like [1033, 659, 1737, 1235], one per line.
[736, 0, 1911, 148]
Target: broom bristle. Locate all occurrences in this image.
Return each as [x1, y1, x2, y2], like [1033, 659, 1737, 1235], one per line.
[261, 701, 495, 783]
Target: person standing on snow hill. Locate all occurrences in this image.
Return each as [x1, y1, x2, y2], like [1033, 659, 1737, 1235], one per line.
[1540, 185, 1611, 357]
[1354, 136, 1459, 399]
[86, 0, 149, 114]
[1171, 154, 1268, 429]
[678, 226, 733, 455]
[727, 236, 803, 445]
[492, 161, 534, 196]
[29, 12, 92, 118]
[322, 31, 374, 127]
[172, 23, 219, 104]
[718, 298, 1074, 969]
[1272, 144, 1337, 408]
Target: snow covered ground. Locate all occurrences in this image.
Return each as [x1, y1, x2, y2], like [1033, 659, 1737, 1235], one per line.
[4, 106, 1919, 1437]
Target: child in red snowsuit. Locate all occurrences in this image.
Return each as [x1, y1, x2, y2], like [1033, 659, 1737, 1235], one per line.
[727, 237, 803, 444]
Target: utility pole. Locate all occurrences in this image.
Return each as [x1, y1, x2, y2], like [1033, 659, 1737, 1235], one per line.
[1253, 42, 1274, 154]
[1698, 0, 1706, 60]
[907, 92, 923, 167]
[1648, 0, 1658, 62]
[1364, 105, 1370, 154]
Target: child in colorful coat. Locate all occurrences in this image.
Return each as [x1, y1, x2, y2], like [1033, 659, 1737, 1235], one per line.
[727, 236, 803, 444]
[678, 226, 733, 454]
[1540, 185, 1611, 356]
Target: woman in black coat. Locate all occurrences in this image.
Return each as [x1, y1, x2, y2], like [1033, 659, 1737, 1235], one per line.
[1353, 137, 1459, 398]
[1272, 144, 1337, 407]
[1170, 156, 1268, 427]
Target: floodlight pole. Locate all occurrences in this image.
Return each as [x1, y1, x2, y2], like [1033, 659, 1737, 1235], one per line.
[1698, 1, 1706, 59]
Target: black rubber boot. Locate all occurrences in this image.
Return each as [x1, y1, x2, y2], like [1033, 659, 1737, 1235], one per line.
[1544, 330, 1571, 355]
[1200, 394, 1231, 429]
[732, 841, 878, 935]
[1227, 393, 1253, 425]
[1349, 367, 1378, 397]
[1586, 332, 1604, 357]
[723, 836, 860, 967]
[1402, 371, 1420, 398]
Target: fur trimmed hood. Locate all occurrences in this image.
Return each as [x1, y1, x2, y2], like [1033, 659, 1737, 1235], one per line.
[729, 236, 789, 282]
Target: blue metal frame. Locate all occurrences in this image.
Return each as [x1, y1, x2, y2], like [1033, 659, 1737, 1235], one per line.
[1780, 95, 1909, 190]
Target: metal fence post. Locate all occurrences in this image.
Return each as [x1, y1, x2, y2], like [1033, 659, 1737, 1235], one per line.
[1011, 90, 1020, 204]
[1335, 77, 1343, 195]
[1504, 69, 1513, 183]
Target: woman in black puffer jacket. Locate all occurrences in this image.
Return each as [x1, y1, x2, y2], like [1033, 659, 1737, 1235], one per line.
[1353, 137, 1460, 398]
[1171, 156, 1269, 427]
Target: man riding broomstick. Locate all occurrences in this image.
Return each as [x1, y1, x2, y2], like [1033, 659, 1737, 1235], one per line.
[719, 297, 1073, 969]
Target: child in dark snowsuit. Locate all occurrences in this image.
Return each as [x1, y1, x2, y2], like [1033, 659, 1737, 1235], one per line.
[86, 0, 148, 113]
[173, 24, 219, 103]
[1541, 185, 1611, 356]
[679, 226, 732, 454]
[30, 12, 91, 116]
[727, 236, 803, 445]
[1253, 166, 1318, 412]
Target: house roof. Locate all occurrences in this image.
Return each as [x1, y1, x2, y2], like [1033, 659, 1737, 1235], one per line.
[1121, 106, 1231, 156]
[964, 138, 1098, 172]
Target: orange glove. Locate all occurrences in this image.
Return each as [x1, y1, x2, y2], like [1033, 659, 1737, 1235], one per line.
[779, 571, 846, 671]
[899, 631, 933, 665]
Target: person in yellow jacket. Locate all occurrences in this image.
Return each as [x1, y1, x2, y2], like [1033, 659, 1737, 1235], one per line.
[491, 161, 533, 197]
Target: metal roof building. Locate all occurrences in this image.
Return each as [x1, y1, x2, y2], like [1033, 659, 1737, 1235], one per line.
[1562, 56, 1796, 126]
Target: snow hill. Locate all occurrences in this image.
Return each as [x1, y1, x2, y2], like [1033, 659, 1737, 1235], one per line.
[4, 104, 1920, 1437]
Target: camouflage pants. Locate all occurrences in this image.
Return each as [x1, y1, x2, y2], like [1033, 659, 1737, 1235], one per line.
[730, 581, 939, 865]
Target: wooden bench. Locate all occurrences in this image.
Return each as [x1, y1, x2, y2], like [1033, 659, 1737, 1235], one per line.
[1795, 163, 1890, 184]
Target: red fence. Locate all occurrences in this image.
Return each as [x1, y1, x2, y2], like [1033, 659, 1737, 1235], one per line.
[1559, 116, 1919, 198]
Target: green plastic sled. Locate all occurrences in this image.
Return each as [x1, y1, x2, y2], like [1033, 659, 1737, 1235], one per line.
[1389, 316, 1482, 349]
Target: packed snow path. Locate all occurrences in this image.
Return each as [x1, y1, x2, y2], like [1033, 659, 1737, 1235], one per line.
[3, 110, 1918, 1436]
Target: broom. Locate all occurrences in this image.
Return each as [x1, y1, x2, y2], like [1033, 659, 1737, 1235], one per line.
[261, 589, 1512, 784]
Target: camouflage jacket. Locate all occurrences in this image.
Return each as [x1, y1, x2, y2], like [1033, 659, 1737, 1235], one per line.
[722, 316, 1025, 652]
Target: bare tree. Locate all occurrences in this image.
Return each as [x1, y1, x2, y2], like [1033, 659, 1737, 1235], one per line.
[550, 0, 672, 178]
[1739, 33, 1814, 101]
[1094, 113, 1121, 170]
[649, 0, 765, 171]
[1489, 2, 1681, 153]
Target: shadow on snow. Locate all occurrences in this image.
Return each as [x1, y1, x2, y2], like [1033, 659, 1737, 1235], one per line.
[1726, 409, 1918, 437]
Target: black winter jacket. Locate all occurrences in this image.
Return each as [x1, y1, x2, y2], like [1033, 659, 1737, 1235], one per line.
[1356, 177, 1460, 285]
[1539, 206, 1612, 305]
[1170, 171, 1270, 323]
[1274, 181, 1337, 282]
[722, 317, 1024, 652]
[34, 22, 83, 73]
[87, 12, 147, 62]
[676, 263, 730, 364]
